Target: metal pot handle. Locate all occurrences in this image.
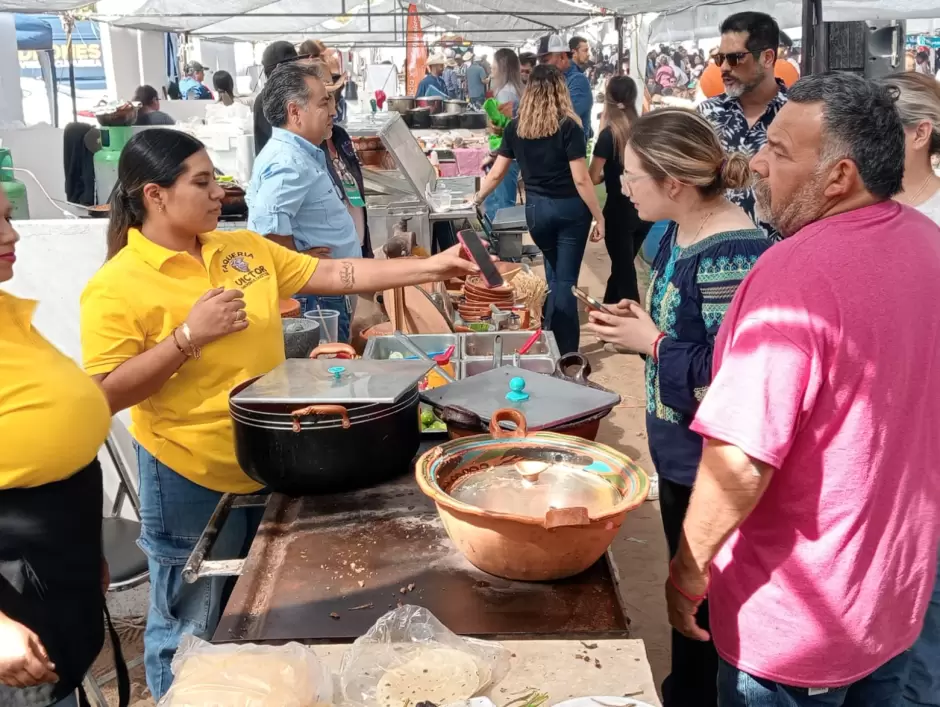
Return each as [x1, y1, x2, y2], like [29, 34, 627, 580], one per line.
[290, 404, 352, 432]
[554, 352, 592, 385]
[310, 343, 358, 359]
[489, 408, 528, 438]
[543, 506, 592, 529]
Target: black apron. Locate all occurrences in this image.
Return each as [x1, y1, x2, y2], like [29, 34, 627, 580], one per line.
[0, 460, 128, 707]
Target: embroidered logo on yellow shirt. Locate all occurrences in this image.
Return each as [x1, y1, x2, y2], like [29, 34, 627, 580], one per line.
[222, 250, 270, 288]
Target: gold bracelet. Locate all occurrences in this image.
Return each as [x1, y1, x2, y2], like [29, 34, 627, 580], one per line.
[170, 327, 189, 357]
[180, 323, 201, 360]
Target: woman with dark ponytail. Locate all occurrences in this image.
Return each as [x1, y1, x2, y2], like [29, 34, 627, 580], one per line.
[586, 108, 771, 707]
[80, 129, 478, 700]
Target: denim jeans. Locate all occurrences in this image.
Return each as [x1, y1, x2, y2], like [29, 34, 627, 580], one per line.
[296, 294, 351, 343]
[136, 446, 262, 700]
[524, 192, 591, 355]
[902, 553, 940, 704]
[484, 160, 520, 223]
[868, 551, 940, 705]
[718, 653, 912, 707]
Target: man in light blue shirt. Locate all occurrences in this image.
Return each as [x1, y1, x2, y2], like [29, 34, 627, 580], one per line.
[247, 61, 360, 341]
[466, 55, 487, 108]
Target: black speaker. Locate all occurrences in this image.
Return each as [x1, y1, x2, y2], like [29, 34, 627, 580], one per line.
[821, 21, 905, 78]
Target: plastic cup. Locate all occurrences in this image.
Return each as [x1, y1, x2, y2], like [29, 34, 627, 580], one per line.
[303, 308, 340, 343]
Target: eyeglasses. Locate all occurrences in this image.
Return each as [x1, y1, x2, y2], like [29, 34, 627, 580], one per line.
[711, 49, 764, 68]
[620, 172, 652, 190]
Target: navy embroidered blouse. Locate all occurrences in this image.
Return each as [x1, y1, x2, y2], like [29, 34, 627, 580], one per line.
[645, 223, 771, 485]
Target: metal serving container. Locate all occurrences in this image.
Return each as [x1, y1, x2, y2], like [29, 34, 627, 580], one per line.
[461, 331, 560, 360]
[363, 334, 459, 361]
[458, 357, 556, 378]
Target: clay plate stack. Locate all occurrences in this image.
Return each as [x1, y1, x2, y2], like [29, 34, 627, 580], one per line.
[457, 276, 515, 322]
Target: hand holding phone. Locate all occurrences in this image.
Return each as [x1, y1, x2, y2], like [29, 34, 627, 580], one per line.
[457, 229, 504, 288]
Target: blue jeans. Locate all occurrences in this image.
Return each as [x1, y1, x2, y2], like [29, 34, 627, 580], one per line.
[484, 160, 520, 222]
[136, 446, 262, 700]
[296, 294, 351, 343]
[524, 192, 591, 355]
[718, 653, 912, 707]
[870, 551, 940, 705]
[903, 553, 940, 704]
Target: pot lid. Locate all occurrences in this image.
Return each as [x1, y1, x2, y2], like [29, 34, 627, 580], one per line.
[448, 460, 622, 519]
[420, 365, 620, 431]
[233, 359, 432, 405]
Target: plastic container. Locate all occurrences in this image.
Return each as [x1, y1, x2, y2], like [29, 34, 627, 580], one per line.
[303, 308, 340, 344]
[0, 148, 29, 220]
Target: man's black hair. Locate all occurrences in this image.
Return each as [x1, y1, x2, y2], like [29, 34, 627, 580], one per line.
[569, 36, 587, 52]
[720, 11, 781, 62]
[519, 52, 537, 68]
[133, 85, 159, 106]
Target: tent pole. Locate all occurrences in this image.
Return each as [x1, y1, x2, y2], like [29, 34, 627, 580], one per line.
[615, 15, 624, 75]
[64, 15, 77, 122]
[49, 50, 59, 127]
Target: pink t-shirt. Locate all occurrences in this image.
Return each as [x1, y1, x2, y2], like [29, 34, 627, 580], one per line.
[691, 201, 940, 687]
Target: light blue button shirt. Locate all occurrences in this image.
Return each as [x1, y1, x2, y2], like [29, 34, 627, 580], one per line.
[247, 127, 361, 260]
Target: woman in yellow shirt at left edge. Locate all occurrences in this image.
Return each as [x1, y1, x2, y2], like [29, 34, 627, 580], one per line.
[0, 191, 112, 707]
[79, 129, 478, 699]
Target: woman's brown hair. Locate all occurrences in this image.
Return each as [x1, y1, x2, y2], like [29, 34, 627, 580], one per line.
[604, 75, 639, 157]
[298, 39, 326, 59]
[516, 64, 581, 140]
[629, 107, 751, 196]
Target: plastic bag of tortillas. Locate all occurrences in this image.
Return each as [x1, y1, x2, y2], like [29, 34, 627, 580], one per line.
[158, 635, 334, 707]
[339, 605, 511, 707]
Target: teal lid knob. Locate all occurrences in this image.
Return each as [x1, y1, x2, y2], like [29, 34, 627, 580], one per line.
[505, 376, 529, 402]
[328, 366, 345, 380]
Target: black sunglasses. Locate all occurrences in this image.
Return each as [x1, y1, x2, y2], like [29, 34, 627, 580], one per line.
[712, 49, 766, 68]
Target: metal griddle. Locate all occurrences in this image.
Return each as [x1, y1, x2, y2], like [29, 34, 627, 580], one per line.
[232, 358, 432, 406]
[419, 365, 621, 431]
[214, 449, 629, 644]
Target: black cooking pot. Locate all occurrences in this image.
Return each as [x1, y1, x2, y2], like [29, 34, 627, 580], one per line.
[459, 111, 488, 130]
[229, 379, 422, 496]
[430, 113, 459, 130]
[408, 107, 432, 129]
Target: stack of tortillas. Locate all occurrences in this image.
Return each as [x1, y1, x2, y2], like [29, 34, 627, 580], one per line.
[376, 648, 483, 707]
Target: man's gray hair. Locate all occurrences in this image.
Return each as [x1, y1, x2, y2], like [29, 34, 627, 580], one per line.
[787, 71, 904, 199]
[262, 62, 327, 128]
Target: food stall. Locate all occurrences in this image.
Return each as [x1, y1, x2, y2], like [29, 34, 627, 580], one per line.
[171, 345, 659, 705]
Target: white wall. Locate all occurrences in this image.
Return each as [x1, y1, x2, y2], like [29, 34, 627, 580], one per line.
[101, 25, 142, 101]
[0, 13, 24, 124]
[195, 39, 237, 78]
[138, 30, 167, 92]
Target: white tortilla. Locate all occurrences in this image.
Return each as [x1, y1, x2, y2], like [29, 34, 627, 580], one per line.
[376, 648, 481, 707]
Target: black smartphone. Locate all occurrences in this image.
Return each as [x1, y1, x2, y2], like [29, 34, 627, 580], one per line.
[572, 286, 614, 314]
[457, 229, 504, 288]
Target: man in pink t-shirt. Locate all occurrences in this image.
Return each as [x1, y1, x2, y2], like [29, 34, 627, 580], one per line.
[666, 72, 940, 706]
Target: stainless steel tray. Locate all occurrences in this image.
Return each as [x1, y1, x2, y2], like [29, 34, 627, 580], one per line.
[457, 356, 556, 378]
[363, 334, 459, 361]
[461, 331, 560, 360]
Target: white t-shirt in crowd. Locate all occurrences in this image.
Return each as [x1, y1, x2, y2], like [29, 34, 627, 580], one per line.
[915, 188, 940, 225]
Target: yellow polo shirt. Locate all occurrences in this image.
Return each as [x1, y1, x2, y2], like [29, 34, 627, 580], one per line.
[0, 292, 111, 489]
[80, 228, 318, 494]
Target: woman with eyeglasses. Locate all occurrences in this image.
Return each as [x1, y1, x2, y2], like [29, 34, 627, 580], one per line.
[588, 76, 651, 307]
[586, 108, 770, 707]
[472, 64, 605, 355]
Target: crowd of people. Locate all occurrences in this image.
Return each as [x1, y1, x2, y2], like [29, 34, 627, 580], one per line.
[1, 10, 939, 707]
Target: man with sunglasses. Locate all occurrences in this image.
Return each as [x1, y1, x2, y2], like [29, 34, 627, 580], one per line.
[698, 11, 788, 241]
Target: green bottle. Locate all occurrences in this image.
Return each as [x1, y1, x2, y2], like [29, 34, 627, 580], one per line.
[0, 148, 29, 220]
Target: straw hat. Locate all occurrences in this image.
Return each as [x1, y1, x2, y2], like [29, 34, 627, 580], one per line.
[427, 53, 448, 66]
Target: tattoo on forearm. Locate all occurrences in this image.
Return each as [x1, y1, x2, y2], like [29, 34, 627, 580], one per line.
[340, 262, 355, 291]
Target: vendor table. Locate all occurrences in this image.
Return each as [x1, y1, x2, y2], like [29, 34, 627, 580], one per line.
[213, 448, 630, 644]
[312, 639, 662, 707]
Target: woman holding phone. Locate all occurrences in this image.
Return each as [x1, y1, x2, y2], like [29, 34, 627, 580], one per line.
[586, 109, 770, 707]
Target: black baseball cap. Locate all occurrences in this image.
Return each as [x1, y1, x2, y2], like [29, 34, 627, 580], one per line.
[262, 41, 299, 77]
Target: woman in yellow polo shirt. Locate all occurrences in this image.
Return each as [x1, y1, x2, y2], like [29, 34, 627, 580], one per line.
[0, 192, 113, 706]
[79, 128, 477, 699]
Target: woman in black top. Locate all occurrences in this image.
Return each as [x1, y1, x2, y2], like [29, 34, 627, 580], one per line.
[590, 76, 652, 305]
[473, 64, 604, 355]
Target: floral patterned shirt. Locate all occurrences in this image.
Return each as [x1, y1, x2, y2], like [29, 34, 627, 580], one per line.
[698, 80, 788, 242]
